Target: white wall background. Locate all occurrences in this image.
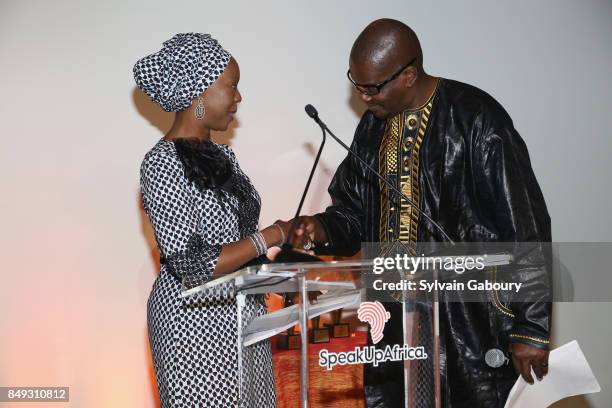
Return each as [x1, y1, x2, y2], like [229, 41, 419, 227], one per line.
[1, 0, 611, 406]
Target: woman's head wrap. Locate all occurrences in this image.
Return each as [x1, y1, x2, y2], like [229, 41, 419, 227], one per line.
[133, 33, 231, 112]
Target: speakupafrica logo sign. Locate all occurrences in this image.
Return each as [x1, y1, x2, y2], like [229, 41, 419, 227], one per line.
[318, 302, 428, 371]
[357, 301, 391, 344]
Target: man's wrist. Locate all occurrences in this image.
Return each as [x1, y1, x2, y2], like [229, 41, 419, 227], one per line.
[312, 214, 330, 246]
[508, 333, 550, 350]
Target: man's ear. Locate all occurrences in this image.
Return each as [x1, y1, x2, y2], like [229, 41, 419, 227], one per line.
[403, 67, 418, 88]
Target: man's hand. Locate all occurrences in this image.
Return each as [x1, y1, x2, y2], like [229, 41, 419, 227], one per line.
[288, 216, 327, 249]
[510, 342, 549, 384]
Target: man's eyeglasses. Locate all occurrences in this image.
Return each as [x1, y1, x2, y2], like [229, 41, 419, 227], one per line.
[347, 57, 417, 96]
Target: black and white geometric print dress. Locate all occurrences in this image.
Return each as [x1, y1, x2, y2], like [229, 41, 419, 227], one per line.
[140, 138, 276, 408]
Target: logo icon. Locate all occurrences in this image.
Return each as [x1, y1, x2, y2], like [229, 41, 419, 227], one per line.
[357, 301, 391, 344]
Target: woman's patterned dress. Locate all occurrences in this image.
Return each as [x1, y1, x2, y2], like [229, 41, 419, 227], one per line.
[140, 138, 275, 407]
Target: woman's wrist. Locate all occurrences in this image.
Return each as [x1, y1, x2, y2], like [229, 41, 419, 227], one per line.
[261, 225, 283, 248]
[272, 223, 286, 246]
[247, 231, 267, 257]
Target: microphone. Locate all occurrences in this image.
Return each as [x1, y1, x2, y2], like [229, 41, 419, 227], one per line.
[485, 348, 510, 368]
[272, 108, 327, 263]
[305, 104, 319, 121]
[304, 104, 455, 244]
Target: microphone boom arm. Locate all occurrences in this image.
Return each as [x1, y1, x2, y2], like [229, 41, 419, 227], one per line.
[294, 126, 326, 219]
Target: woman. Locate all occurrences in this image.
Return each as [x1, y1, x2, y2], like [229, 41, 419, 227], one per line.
[135, 33, 288, 407]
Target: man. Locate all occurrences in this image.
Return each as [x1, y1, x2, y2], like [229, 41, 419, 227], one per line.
[291, 19, 551, 407]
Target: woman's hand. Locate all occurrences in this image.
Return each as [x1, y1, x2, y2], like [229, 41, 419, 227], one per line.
[215, 221, 289, 274]
[262, 220, 292, 247]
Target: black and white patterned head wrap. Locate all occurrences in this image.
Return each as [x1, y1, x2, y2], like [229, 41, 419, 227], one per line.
[133, 33, 231, 112]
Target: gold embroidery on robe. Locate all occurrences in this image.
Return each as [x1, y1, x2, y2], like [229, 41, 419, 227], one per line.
[378, 85, 438, 256]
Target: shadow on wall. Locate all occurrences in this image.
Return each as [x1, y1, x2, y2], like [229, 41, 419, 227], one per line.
[131, 87, 239, 146]
[552, 246, 574, 303]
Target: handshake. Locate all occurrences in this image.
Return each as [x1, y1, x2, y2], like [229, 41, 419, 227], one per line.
[270, 216, 329, 255]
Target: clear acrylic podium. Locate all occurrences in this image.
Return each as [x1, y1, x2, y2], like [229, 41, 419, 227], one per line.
[181, 254, 512, 408]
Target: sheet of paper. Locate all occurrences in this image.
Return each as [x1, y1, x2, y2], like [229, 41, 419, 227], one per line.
[504, 340, 600, 408]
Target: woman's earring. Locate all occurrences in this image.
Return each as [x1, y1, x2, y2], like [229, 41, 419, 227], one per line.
[195, 96, 205, 120]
